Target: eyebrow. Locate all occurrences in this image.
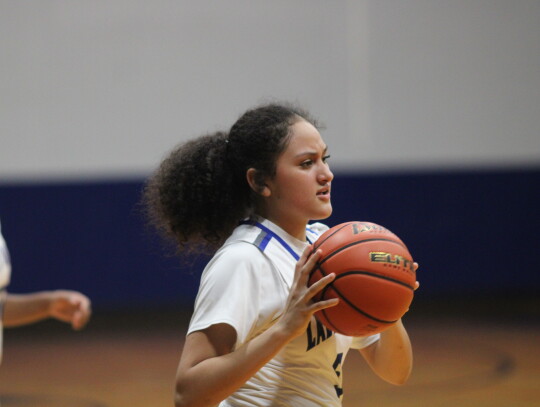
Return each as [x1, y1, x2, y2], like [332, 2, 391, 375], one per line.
[294, 146, 328, 158]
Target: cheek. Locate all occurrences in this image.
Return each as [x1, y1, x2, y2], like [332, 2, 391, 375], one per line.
[287, 190, 310, 206]
[286, 179, 313, 204]
[272, 170, 312, 203]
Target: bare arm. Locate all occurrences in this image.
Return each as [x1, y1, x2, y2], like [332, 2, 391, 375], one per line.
[3, 290, 91, 330]
[176, 322, 294, 407]
[359, 318, 413, 385]
[358, 276, 419, 385]
[175, 248, 339, 407]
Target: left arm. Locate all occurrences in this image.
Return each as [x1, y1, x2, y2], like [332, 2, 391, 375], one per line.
[359, 269, 420, 385]
[3, 290, 91, 330]
[359, 318, 413, 385]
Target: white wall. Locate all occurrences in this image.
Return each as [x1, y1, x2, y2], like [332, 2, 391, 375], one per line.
[1, 0, 539, 181]
[360, 0, 540, 171]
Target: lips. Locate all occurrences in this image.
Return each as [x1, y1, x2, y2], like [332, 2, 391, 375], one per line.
[316, 185, 331, 197]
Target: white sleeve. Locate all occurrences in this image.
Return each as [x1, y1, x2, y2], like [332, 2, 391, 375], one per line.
[188, 242, 268, 350]
[350, 333, 380, 350]
[307, 222, 329, 240]
[0, 222, 11, 290]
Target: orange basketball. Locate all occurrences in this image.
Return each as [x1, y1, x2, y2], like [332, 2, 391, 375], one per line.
[308, 221, 416, 336]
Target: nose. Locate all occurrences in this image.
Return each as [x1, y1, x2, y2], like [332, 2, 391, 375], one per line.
[318, 164, 333, 184]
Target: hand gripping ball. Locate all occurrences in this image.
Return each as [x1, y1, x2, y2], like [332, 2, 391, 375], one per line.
[309, 221, 416, 336]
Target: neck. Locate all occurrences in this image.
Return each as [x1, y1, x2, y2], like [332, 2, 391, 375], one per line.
[255, 212, 307, 242]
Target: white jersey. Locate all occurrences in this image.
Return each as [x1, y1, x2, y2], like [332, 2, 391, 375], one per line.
[188, 217, 379, 407]
[0, 220, 13, 365]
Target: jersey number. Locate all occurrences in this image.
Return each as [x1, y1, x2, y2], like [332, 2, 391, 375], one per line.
[333, 352, 344, 398]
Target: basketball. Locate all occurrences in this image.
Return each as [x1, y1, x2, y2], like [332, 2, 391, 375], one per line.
[308, 221, 416, 336]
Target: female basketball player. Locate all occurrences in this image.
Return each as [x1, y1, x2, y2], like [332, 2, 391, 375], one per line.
[0, 219, 91, 365]
[144, 103, 416, 407]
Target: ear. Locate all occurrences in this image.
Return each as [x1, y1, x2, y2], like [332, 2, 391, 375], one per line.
[246, 168, 271, 197]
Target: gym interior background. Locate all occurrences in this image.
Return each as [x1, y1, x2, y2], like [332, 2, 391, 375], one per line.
[1, 0, 538, 315]
[0, 2, 539, 406]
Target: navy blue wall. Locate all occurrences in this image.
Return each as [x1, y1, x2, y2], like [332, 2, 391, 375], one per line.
[1, 168, 539, 311]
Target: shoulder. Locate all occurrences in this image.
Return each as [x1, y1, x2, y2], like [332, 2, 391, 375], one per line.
[201, 241, 270, 284]
[307, 222, 329, 234]
[307, 222, 329, 242]
[214, 241, 267, 265]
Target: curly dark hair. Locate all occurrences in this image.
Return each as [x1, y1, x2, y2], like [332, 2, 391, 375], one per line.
[143, 103, 319, 253]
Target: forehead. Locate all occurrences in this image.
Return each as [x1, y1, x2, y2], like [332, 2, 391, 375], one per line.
[284, 120, 325, 153]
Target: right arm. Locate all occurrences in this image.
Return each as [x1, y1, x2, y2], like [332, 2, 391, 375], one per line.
[3, 290, 91, 330]
[174, 248, 338, 407]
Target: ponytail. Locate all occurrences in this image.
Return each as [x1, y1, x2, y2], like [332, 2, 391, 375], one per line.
[143, 131, 251, 252]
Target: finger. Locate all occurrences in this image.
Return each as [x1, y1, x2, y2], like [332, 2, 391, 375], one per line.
[305, 248, 321, 268]
[72, 304, 91, 330]
[294, 246, 313, 280]
[303, 249, 322, 275]
[309, 297, 340, 314]
[76, 295, 92, 314]
[299, 245, 312, 264]
[297, 249, 321, 286]
[69, 296, 92, 330]
[73, 317, 85, 330]
[306, 272, 335, 301]
[72, 312, 89, 330]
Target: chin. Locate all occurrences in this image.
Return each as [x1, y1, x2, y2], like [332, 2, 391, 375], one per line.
[312, 207, 333, 221]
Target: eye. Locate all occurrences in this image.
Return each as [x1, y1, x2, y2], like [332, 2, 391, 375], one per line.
[323, 155, 331, 163]
[300, 160, 313, 168]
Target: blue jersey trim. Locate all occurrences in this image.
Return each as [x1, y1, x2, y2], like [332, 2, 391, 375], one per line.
[258, 231, 272, 252]
[241, 220, 301, 261]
